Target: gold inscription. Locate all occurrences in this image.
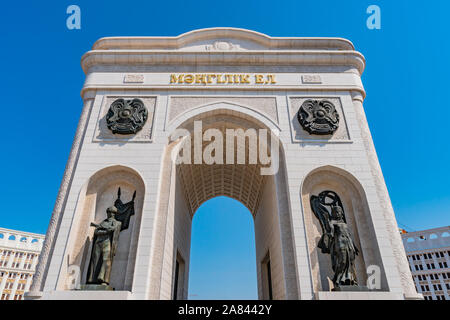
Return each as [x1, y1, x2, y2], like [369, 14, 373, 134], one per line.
[169, 73, 276, 85]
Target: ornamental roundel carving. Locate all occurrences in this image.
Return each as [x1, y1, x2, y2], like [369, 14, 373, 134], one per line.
[106, 98, 148, 134]
[297, 99, 339, 135]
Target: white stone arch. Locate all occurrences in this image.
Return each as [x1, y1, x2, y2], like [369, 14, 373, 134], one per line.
[59, 165, 146, 291]
[166, 101, 281, 136]
[300, 165, 389, 292]
[149, 107, 297, 300]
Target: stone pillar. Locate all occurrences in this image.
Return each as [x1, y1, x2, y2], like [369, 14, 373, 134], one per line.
[31, 254, 39, 270]
[27, 96, 95, 297]
[274, 155, 299, 300]
[351, 91, 420, 299]
[6, 253, 14, 268]
[0, 272, 8, 292]
[24, 274, 33, 292]
[10, 276, 19, 300]
[18, 253, 26, 270]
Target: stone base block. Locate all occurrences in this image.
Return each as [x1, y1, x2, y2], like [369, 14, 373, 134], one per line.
[26, 290, 132, 300]
[79, 284, 114, 291]
[316, 291, 404, 300]
[332, 285, 369, 292]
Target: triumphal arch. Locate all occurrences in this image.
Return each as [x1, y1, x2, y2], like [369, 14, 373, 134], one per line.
[26, 28, 421, 300]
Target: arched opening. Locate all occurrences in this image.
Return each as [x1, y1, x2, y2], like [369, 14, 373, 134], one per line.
[58, 165, 145, 291]
[301, 165, 389, 292]
[188, 196, 257, 300]
[150, 107, 299, 300]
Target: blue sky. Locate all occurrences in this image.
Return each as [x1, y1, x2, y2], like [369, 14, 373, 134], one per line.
[1, 0, 449, 299]
[189, 197, 257, 299]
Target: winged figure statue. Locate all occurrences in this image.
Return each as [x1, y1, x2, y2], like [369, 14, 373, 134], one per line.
[310, 190, 359, 288]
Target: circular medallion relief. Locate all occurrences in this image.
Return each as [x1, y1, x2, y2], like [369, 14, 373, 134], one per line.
[297, 99, 339, 135]
[106, 98, 148, 135]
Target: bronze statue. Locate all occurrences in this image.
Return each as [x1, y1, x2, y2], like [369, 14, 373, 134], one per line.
[86, 188, 136, 286]
[310, 191, 359, 289]
[86, 206, 121, 285]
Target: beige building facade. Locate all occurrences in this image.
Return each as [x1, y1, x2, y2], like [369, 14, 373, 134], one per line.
[402, 227, 450, 300]
[0, 228, 44, 300]
[26, 28, 421, 300]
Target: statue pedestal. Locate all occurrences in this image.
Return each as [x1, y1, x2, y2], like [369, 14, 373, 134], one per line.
[25, 290, 132, 300]
[79, 284, 114, 291]
[315, 291, 404, 300]
[332, 285, 369, 292]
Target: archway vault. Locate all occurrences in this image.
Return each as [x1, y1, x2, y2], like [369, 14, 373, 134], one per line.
[174, 112, 274, 217]
[151, 108, 296, 300]
[178, 163, 265, 217]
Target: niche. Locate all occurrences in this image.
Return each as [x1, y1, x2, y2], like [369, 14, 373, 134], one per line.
[66, 165, 145, 291]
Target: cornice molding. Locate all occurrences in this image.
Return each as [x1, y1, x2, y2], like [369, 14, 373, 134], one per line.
[92, 27, 355, 51]
[82, 28, 365, 75]
[81, 50, 366, 75]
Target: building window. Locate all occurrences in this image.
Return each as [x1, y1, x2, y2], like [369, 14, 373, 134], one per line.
[432, 284, 442, 291]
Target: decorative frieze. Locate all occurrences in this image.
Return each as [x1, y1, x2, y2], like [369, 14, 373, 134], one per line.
[168, 96, 278, 125]
[302, 75, 322, 84]
[123, 74, 144, 83]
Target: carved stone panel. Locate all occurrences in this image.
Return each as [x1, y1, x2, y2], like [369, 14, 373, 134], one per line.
[168, 96, 278, 125]
[106, 98, 148, 134]
[93, 96, 156, 142]
[289, 97, 349, 142]
[297, 99, 339, 135]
